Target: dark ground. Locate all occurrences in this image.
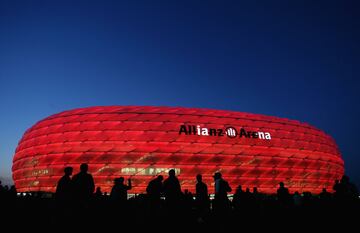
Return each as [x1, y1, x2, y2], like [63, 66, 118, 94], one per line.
[1, 192, 359, 232]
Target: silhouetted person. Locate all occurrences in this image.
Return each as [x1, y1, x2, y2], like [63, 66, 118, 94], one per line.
[214, 172, 232, 199]
[333, 179, 341, 199]
[0, 180, 10, 201]
[317, 188, 331, 210]
[348, 180, 359, 199]
[342, 175, 359, 198]
[196, 174, 209, 204]
[195, 174, 210, 219]
[147, 175, 163, 200]
[232, 185, 244, 211]
[253, 187, 259, 195]
[72, 163, 95, 203]
[320, 188, 331, 200]
[335, 175, 359, 201]
[146, 175, 164, 215]
[293, 191, 302, 207]
[163, 169, 182, 211]
[183, 189, 194, 214]
[213, 172, 232, 213]
[95, 187, 103, 199]
[243, 187, 255, 209]
[252, 187, 261, 206]
[277, 182, 290, 206]
[302, 191, 313, 208]
[110, 177, 132, 203]
[53, 166, 74, 227]
[55, 166, 73, 202]
[8, 185, 17, 200]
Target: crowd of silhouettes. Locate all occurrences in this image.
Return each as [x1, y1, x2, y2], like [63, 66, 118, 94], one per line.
[0, 180, 16, 200]
[1, 164, 359, 230]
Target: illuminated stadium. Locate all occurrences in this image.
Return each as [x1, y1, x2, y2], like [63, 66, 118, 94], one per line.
[12, 106, 344, 194]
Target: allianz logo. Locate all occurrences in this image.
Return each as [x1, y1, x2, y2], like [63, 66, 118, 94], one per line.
[179, 125, 271, 140]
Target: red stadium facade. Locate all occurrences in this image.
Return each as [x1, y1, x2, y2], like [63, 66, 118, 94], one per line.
[12, 106, 344, 194]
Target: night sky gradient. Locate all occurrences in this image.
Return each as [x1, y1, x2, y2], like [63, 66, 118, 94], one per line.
[1, 0, 359, 188]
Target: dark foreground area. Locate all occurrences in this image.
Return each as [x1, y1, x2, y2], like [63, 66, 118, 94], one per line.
[1, 191, 359, 232]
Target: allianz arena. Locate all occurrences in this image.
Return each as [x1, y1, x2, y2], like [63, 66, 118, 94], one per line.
[12, 106, 344, 194]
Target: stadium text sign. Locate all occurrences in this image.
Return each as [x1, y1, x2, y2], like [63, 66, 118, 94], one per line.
[179, 125, 271, 140]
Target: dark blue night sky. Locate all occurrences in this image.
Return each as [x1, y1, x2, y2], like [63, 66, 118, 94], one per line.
[0, 0, 359, 187]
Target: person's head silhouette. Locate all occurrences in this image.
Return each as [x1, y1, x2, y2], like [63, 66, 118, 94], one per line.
[196, 174, 202, 182]
[168, 169, 176, 177]
[213, 172, 222, 180]
[118, 177, 125, 184]
[157, 175, 163, 181]
[80, 163, 88, 173]
[64, 166, 73, 176]
[341, 175, 349, 184]
[279, 182, 285, 188]
[236, 185, 242, 191]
